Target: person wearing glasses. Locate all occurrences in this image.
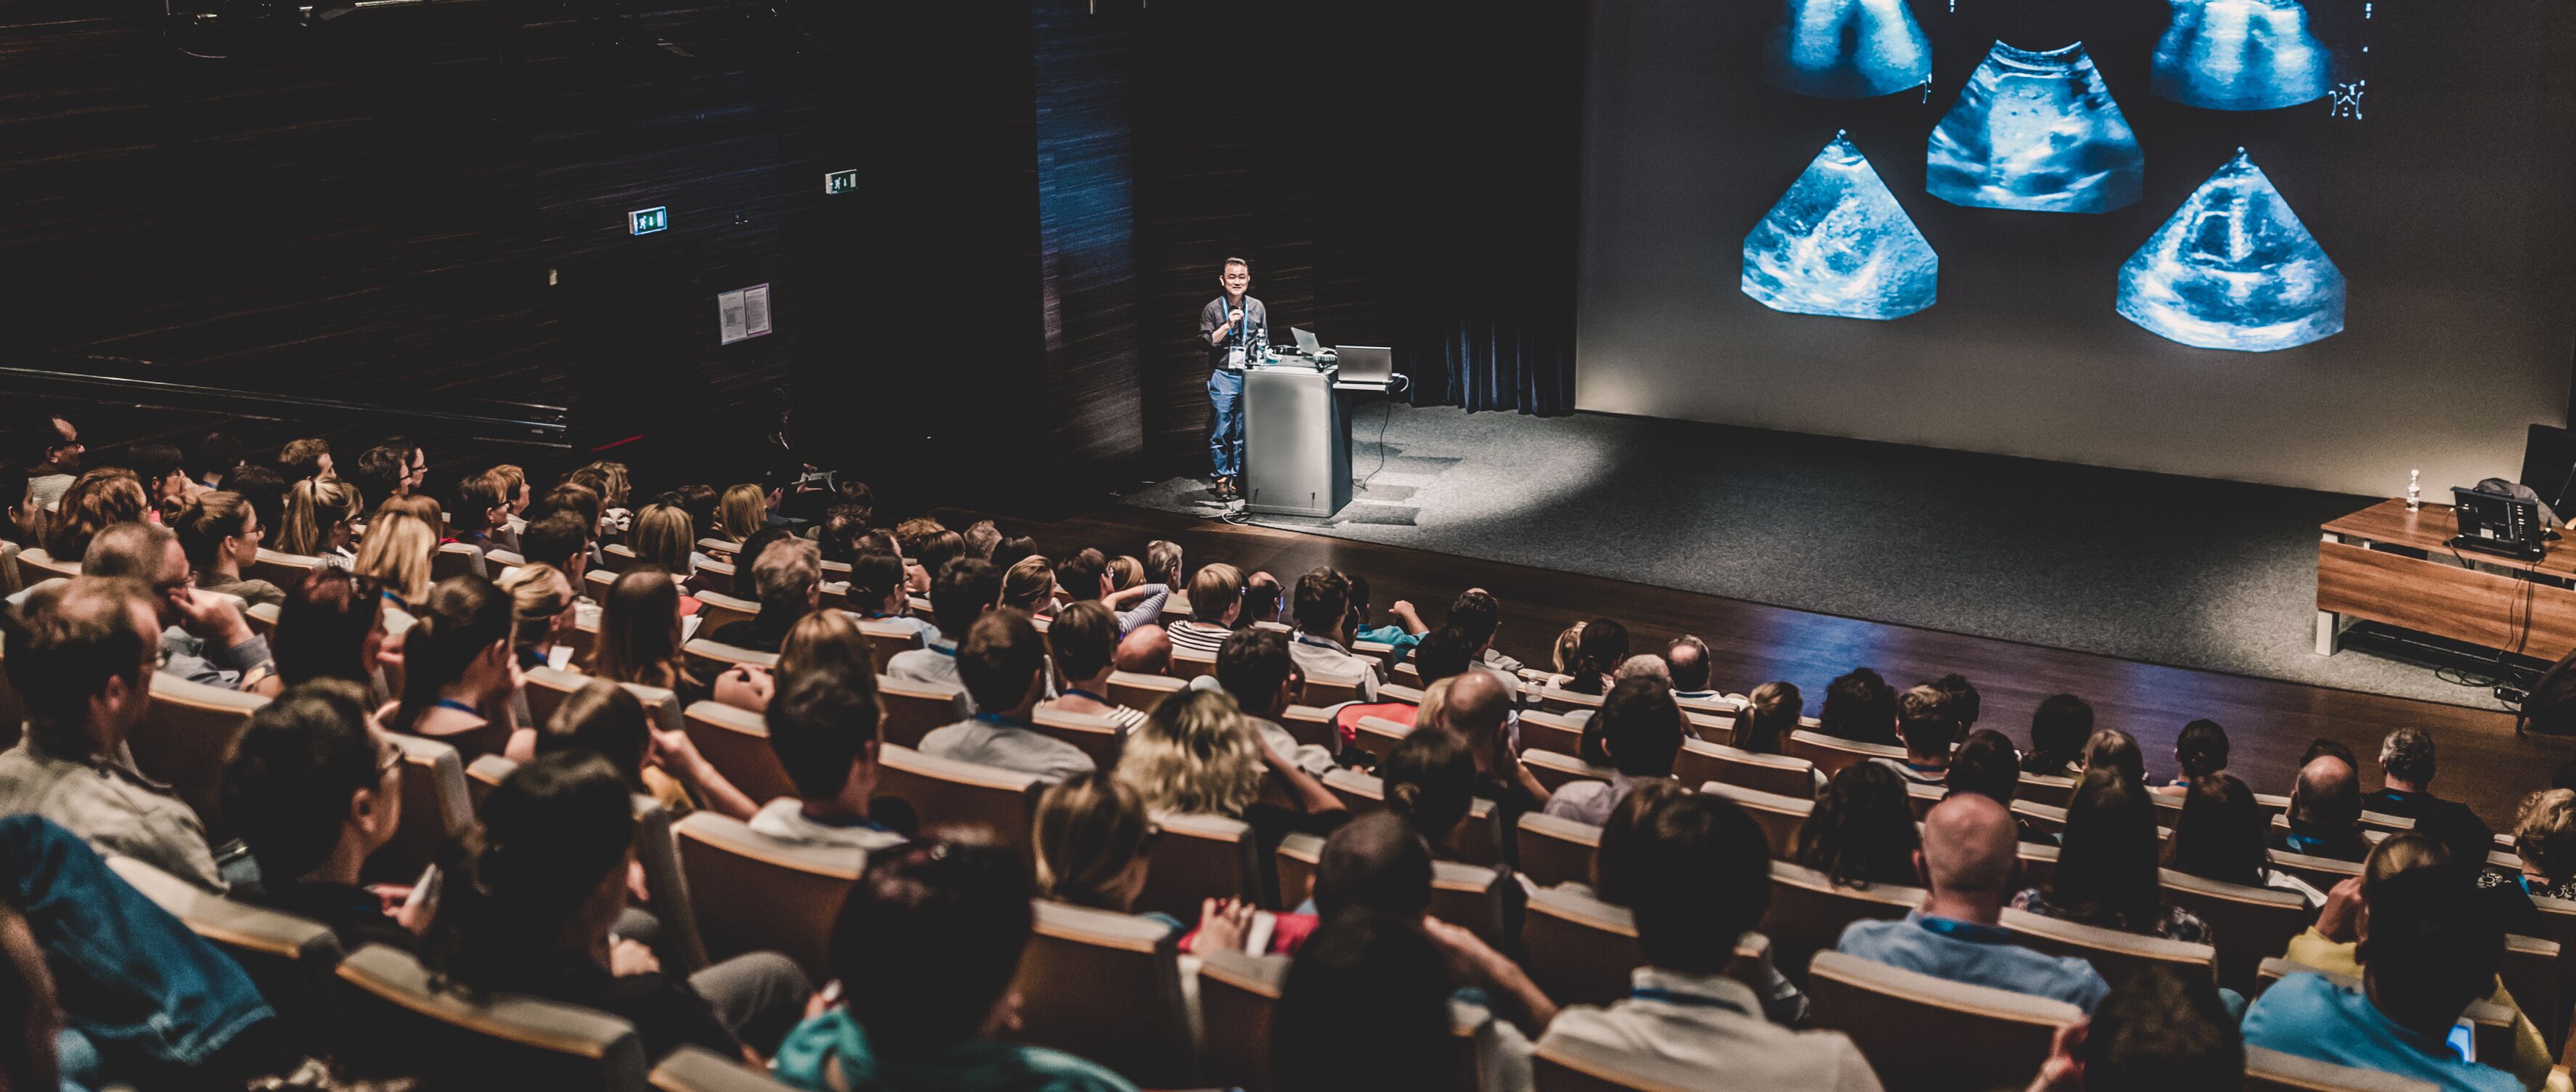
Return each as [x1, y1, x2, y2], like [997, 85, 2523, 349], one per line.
[81, 521, 274, 693]
[221, 678, 428, 952]
[1199, 256, 1266, 502]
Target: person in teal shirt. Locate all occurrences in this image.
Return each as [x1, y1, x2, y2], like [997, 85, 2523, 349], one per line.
[1346, 575, 1427, 656]
[770, 841, 1137, 1092]
[2240, 868, 2520, 1092]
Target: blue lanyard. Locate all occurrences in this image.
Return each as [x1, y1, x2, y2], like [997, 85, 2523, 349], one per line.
[929, 643, 957, 658]
[974, 712, 1029, 730]
[435, 698, 480, 716]
[1062, 688, 1109, 705]
[2281, 831, 2331, 856]
[1626, 987, 1746, 1015]
[1917, 916, 2012, 944]
[1231, 296, 1250, 346]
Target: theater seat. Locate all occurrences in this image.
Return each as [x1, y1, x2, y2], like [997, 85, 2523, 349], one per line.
[855, 619, 924, 674]
[1785, 730, 1905, 779]
[875, 744, 1043, 851]
[2003, 907, 2217, 987]
[2243, 1045, 2438, 1092]
[2018, 773, 2078, 809]
[1763, 860, 1924, 987]
[1171, 645, 1219, 681]
[375, 733, 471, 880]
[1807, 949, 2079, 1092]
[246, 547, 325, 590]
[1105, 670, 1185, 714]
[648, 1044, 801, 1091]
[131, 672, 268, 840]
[332, 943, 649, 1091]
[1522, 884, 1769, 1009]
[1533, 1032, 1729, 1092]
[1321, 767, 1387, 813]
[1297, 674, 1364, 708]
[1133, 810, 1261, 920]
[431, 542, 488, 582]
[2157, 868, 2309, 993]
[2497, 932, 2561, 1048]
[672, 812, 866, 982]
[1197, 946, 1292, 1092]
[631, 794, 709, 974]
[1013, 900, 1196, 1088]
[1517, 812, 1602, 889]
[1353, 714, 1411, 760]
[1278, 704, 1337, 751]
[521, 665, 588, 730]
[1676, 738, 1814, 799]
[465, 753, 513, 809]
[107, 855, 346, 1054]
[1523, 750, 1613, 794]
[682, 639, 775, 682]
[2266, 846, 2362, 892]
[1698, 781, 1813, 860]
[681, 701, 799, 807]
[2254, 959, 2514, 1069]
[598, 544, 639, 574]
[1534, 686, 1604, 717]
[877, 675, 968, 749]
[1520, 709, 1586, 758]
[1031, 706, 1125, 771]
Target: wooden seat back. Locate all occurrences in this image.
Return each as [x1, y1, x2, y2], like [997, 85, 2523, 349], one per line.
[1785, 730, 1904, 778]
[246, 547, 325, 590]
[1517, 811, 1602, 889]
[1534, 686, 1605, 717]
[333, 943, 649, 1091]
[877, 675, 968, 749]
[681, 701, 799, 806]
[1763, 860, 1925, 986]
[1134, 811, 1261, 921]
[1030, 706, 1125, 772]
[1278, 704, 1337, 751]
[1807, 949, 2080, 1092]
[854, 619, 924, 674]
[1519, 709, 1588, 758]
[2254, 959, 2515, 1068]
[649, 1044, 802, 1091]
[1699, 781, 1814, 860]
[1170, 645, 1220, 681]
[2002, 907, 2217, 987]
[672, 812, 865, 982]
[376, 733, 471, 879]
[1014, 900, 1195, 1088]
[431, 542, 487, 582]
[2018, 773, 2077, 809]
[1678, 738, 1814, 799]
[1352, 714, 1411, 760]
[2498, 932, 2563, 1048]
[1523, 749, 1613, 793]
[2158, 868, 2310, 993]
[1196, 947, 1292, 1092]
[681, 639, 775, 682]
[1105, 669, 1186, 714]
[1533, 1032, 1725, 1092]
[694, 590, 759, 637]
[876, 745, 1043, 851]
[131, 672, 267, 839]
[2243, 1045, 2439, 1092]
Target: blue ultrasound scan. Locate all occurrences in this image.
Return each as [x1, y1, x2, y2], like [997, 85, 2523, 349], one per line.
[2117, 150, 2344, 351]
[2152, 0, 2331, 110]
[1928, 41, 2143, 213]
[1743, 132, 1940, 321]
[1764, 0, 1933, 99]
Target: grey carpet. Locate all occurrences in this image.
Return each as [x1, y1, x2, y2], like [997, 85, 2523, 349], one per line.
[1120, 404, 2518, 710]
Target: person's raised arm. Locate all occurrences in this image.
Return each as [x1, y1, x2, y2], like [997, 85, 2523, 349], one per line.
[1422, 916, 1558, 1033]
[648, 723, 760, 820]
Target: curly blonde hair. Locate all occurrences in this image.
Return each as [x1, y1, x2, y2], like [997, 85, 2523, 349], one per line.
[2518, 789, 2576, 881]
[1114, 688, 1262, 819]
[353, 511, 436, 605]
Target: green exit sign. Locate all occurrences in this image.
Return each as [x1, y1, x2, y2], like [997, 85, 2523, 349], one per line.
[823, 169, 858, 195]
[629, 206, 669, 235]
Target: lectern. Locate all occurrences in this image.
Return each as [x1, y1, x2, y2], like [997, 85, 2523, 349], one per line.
[1242, 363, 1349, 518]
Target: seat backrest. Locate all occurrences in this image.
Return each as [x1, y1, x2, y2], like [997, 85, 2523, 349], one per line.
[1104, 670, 1186, 714]
[1133, 811, 1260, 921]
[685, 559, 736, 598]
[2018, 773, 2078, 809]
[2498, 932, 2563, 1048]
[1352, 714, 1411, 760]
[2254, 959, 2516, 1068]
[680, 701, 799, 807]
[2013, 799, 2068, 836]
[1171, 645, 1220, 681]
[132, 672, 269, 839]
[1519, 709, 1587, 758]
[1030, 706, 1125, 772]
[1697, 781, 1814, 860]
[1321, 767, 1385, 814]
[2357, 810, 2416, 836]
[1277, 704, 1337, 751]
[1014, 899, 1196, 1088]
[2018, 840, 2061, 889]
[1516, 811, 1602, 889]
[876, 744, 1043, 851]
[2243, 1045, 2440, 1092]
[107, 855, 346, 1054]
[1521, 884, 1647, 1008]
[877, 675, 968, 749]
[672, 812, 865, 982]
[15, 547, 80, 581]
[1535, 686, 1605, 716]
[431, 542, 488, 582]
[2002, 907, 2217, 987]
[2267, 847, 2363, 892]
[1273, 832, 1327, 910]
[521, 665, 588, 730]
[1533, 1033, 1731, 1092]
[1682, 709, 1736, 747]
[1196, 947, 1292, 1092]
[598, 543, 638, 574]
[378, 733, 472, 878]
[332, 943, 650, 1091]
[695, 590, 759, 636]
[2158, 868, 2310, 993]
[630, 795, 709, 974]
[854, 619, 924, 674]
[465, 753, 516, 810]
[1431, 860, 1512, 948]
[1297, 674, 1363, 708]
[648, 1044, 802, 1091]
[1679, 738, 1816, 799]
[246, 547, 325, 590]
[1806, 949, 2079, 1092]
[681, 639, 775, 682]
[1762, 860, 1925, 986]
[1523, 749, 1613, 793]
[1785, 730, 1905, 778]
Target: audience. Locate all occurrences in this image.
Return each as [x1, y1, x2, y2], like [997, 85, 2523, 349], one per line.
[221, 678, 420, 950]
[351, 510, 435, 610]
[20, 409, 82, 511]
[1242, 569, 1284, 626]
[750, 666, 907, 852]
[2029, 966, 2243, 1092]
[2366, 728, 2486, 833]
[1040, 600, 1149, 730]
[591, 566, 712, 703]
[82, 521, 275, 690]
[174, 492, 284, 609]
[540, 678, 754, 820]
[885, 557, 998, 699]
[2164, 773, 2325, 905]
[497, 561, 577, 669]
[1732, 680, 1801, 755]
[383, 574, 523, 759]
[276, 476, 361, 561]
[46, 468, 146, 563]
[1441, 587, 1520, 673]
[1113, 623, 1170, 675]
[2164, 717, 2230, 791]
[0, 577, 227, 889]
[2079, 727, 2146, 786]
[449, 473, 508, 553]
[2477, 789, 2576, 937]
[1544, 677, 1682, 825]
[2277, 751, 2369, 860]
[272, 566, 386, 689]
[1377, 728, 1478, 857]
[711, 537, 819, 653]
[1839, 793, 2111, 1010]
[1170, 561, 1243, 654]
[1878, 682, 1958, 786]
[1664, 635, 1722, 701]
[1445, 665, 1552, 816]
[1795, 762, 1923, 889]
[1558, 616, 1627, 696]
[998, 553, 1059, 616]
[1537, 792, 1878, 1089]
[1114, 688, 1343, 839]
[1210, 628, 1336, 775]
[921, 608, 1093, 781]
[2010, 770, 2210, 942]
[2023, 693, 2093, 777]
[1948, 728, 2053, 844]
[1031, 773, 1165, 924]
[1285, 567, 1382, 700]
[278, 436, 331, 483]
[1817, 666, 1899, 746]
[844, 551, 935, 645]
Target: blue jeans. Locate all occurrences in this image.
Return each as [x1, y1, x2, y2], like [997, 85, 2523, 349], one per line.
[0, 817, 274, 1086]
[1207, 368, 1244, 480]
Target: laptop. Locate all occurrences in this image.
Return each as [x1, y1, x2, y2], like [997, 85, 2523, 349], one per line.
[2452, 486, 2547, 561]
[1333, 345, 1395, 390]
[1290, 327, 1322, 354]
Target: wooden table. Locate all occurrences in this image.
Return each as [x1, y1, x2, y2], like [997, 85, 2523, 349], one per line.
[2316, 499, 2576, 661]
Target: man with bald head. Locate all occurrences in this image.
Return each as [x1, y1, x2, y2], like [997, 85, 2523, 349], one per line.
[1836, 794, 2109, 1011]
[2275, 754, 2368, 861]
[1113, 622, 1171, 675]
[1442, 668, 1554, 812]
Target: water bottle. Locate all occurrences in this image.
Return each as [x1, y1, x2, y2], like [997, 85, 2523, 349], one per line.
[2406, 468, 2421, 512]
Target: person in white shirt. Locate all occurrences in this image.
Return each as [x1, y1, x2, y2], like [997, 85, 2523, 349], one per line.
[1285, 566, 1379, 701]
[1544, 677, 1682, 826]
[918, 608, 1094, 783]
[1536, 792, 1884, 1092]
[746, 665, 908, 853]
[884, 557, 998, 705]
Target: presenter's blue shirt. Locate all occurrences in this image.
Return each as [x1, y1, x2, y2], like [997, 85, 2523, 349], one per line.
[1835, 913, 2110, 1012]
[2242, 972, 2521, 1092]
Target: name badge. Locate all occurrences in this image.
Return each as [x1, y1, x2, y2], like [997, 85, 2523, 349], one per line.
[1227, 346, 1245, 368]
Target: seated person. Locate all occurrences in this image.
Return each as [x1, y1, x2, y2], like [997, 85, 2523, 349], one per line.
[1114, 688, 1345, 842]
[1838, 794, 2111, 1011]
[842, 552, 936, 645]
[1211, 628, 1336, 775]
[0, 578, 227, 889]
[223, 678, 421, 950]
[1377, 729, 1478, 860]
[428, 753, 810, 1063]
[2243, 865, 2519, 1092]
[2010, 770, 2210, 943]
[174, 492, 284, 610]
[1112, 623, 1169, 675]
[1269, 909, 1457, 1092]
[1032, 773, 1164, 924]
[1038, 601, 1148, 730]
[2163, 773, 2324, 907]
[2026, 966, 2243, 1092]
[515, 510, 592, 590]
[2481, 789, 2576, 934]
[1053, 548, 1167, 636]
[1284, 567, 1380, 701]
[383, 574, 525, 761]
[1537, 793, 1881, 1088]
[82, 521, 274, 691]
[1815, 667, 1899, 746]
[1794, 763, 1923, 890]
[1544, 677, 1682, 826]
[770, 840, 1136, 1092]
[1944, 728, 2053, 845]
[884, 558, 998, 701]
[2275, 753, 2370, 861]
[540, 680, 755, 821]
[1663, 635, 1724, 702]
[1342, 575, 1427, 656]
[2021, 693, 2092, 778]
[2160, 717, 2229, 793]
[919, 609, 1095, 782]
[1443, 588, 1523, 673]
[709, 537, 820, 654]
[2365, 728, 2491, 838]
[1873, 684, 1959, 786]
[1166, 562, 1242, 656]
[749, 667, 908, 854]
[1730, 681, 1801, 756]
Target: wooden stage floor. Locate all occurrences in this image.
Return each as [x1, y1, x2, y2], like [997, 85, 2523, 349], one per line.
[953, 501, 2576, 829]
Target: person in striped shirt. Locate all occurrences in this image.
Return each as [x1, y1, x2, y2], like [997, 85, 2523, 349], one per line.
[1168, 561, 1243, 656]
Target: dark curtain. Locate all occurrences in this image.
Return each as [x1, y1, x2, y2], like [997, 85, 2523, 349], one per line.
[1364, 4, 1587, 417]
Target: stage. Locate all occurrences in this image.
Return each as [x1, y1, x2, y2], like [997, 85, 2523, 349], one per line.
[1122, 403, 2531, 712]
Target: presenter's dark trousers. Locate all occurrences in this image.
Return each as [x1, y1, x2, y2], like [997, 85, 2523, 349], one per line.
[1208, 368, 1244, 479]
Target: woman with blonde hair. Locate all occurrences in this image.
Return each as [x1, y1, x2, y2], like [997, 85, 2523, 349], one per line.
[496, 562, 577, 670]
[44, 468, 147, 562]
[713, 483, 767, 544]
[1104, 555, 1144, 592]
[629, 502, 696, 576]
[277, 477, 362, 561]
[1114, 688, 1345, 839]
[373, 493, 441, 529]
[998, 553, 1058, 615]
[352, 510, 436, 610]
[1033, 773, 1162, 917]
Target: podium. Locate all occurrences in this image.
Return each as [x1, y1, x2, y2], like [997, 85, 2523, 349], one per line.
[1242, 363, 1350, 517]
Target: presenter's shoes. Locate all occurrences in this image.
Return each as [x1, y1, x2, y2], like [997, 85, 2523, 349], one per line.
[1212, 476, 1238, 502]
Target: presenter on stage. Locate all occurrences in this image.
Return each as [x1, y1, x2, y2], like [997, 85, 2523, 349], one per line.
[1199, 256, 1265, 502]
